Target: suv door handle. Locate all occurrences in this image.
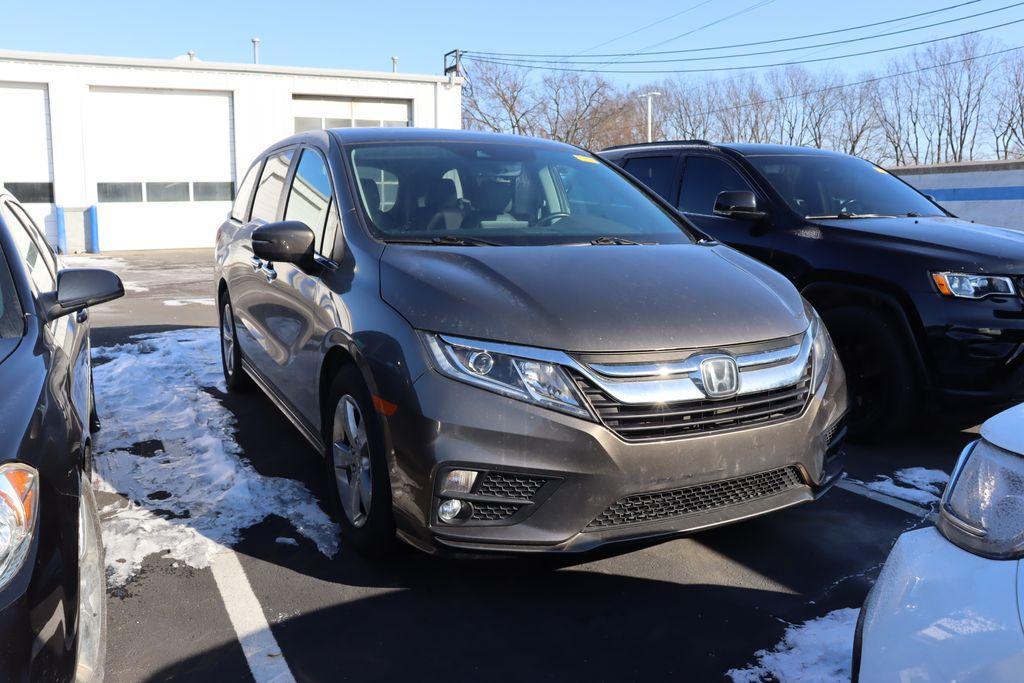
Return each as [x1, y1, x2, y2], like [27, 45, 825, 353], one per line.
[250, 256, 263, 271]
[76, 309, 89, 324]
[261, 263, 277, 283]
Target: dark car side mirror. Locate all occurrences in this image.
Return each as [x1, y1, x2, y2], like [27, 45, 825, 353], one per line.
[41, 268, 125, 322]
[252, 221, 317, 270]
[714, 190, 767, 221]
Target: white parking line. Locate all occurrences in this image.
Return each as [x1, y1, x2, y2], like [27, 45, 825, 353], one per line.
[210, 549, 296, 683]
[836, 479, 938, 521]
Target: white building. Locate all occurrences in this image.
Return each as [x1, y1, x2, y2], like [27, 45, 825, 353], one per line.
[894, 159, 1024, 231]
[0, 49, 463, 252]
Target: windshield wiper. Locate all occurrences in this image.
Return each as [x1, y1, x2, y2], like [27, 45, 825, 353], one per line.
[384, 235, 502, 247]
[806, 212, 897, 220]
[589, 236, 653, 245]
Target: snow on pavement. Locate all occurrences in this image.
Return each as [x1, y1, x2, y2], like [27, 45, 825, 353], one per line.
[163, 297, 215, 307]
[92, 328, 338, 586]
[62, 255, 127, 269]
[727, 608, 860, 683]
[861, 467, 950, 506]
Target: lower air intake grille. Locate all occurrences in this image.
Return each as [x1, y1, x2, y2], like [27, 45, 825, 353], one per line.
[573, 366, 811, 442]
[470, 502, 521, 521]
[586, 466, 805, 529]
[476, 472, 546, 501]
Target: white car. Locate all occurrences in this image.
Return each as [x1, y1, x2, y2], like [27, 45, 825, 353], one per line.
[855, 403, 1024, 681]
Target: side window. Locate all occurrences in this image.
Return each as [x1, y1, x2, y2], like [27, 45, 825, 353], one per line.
[285, 150, 333, 253]
[8, 202, 56, 275]
[623, 155, 678, 202]
[231, 162, 261, 221]
[677, 156, 754, 215]
[2, 202, 55, 293]
[250, 151, 294, 223]
[0, 244, 23, 339]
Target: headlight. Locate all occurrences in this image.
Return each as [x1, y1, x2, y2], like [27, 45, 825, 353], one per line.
[938, 439, 1024, 559]
[0, 463, 39, 588]
[423, 333, 592, 419]
[932, 272, 1016, 299]
[805, 304, 835, 392]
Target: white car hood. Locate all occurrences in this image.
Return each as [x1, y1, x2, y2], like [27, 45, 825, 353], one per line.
[981, 403, 1024, 455]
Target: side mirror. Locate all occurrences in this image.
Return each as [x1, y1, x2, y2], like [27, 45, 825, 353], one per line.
[41, 269, 124, 322]
[714, 190, 767, 221]
[252, 221, 316, 270]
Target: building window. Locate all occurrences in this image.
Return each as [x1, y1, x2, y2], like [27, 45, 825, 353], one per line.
[3, 182, 54, 204]
[193, 182, 234, 201]
[146, 182, 190, 202]
[98, 182, 143, 203]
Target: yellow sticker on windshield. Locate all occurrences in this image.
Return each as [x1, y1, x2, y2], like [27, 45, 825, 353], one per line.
[573, 154, 599, 164]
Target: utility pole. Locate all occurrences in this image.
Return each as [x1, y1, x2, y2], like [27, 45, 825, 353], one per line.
[443, 49, 463, 77]
[251, 37, 261, 65]
[641, 91, 662, 143]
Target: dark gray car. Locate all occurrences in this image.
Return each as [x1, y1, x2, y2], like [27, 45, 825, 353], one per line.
[213, 128, 848, 555]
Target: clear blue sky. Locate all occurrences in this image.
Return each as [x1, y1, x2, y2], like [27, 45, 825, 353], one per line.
[3, 0, 1022, 86]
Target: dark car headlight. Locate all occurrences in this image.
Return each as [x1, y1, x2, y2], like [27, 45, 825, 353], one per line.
[938, 438, 1024, 559]
[0, 463, 39, 588]
[932, 272, 1017, 299]
[423, 333, 593, 420]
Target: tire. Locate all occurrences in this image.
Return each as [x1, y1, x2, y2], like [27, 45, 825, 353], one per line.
[823, 306, 919, 440]
[219, 293, 253, 392]
[323, 365, 395, 556]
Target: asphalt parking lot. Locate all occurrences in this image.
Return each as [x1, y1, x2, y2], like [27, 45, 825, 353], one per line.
[74, 249, 980, 682]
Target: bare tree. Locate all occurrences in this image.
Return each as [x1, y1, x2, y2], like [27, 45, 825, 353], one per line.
[922, 36, 995, 162]
[462, 61, 538, 135]
[534, 72, 633, 149]
[991, 53, 1024, 159]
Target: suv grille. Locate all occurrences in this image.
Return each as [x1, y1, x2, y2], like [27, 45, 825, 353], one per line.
[573, 366, 812, 442]
[476, 472, 546, 501]
[586, 466, 804, 529]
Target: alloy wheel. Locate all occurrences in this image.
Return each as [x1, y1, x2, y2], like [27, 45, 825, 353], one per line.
[332, 395, 372, 528]
[221, 302, 235, 379]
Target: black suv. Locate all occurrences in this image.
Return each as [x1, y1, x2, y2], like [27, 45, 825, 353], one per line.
[601, 141, 1024, 435]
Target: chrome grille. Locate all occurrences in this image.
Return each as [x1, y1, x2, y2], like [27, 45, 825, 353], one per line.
[573, 365, 812, 442]
[587, 466, 805, 529]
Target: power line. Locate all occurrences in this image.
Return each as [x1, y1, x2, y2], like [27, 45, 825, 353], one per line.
[468, 1, 1023, 66]
[463, 16, 1024, 74]
[468, 0, 981, 59]
[572, 0, 717, 56]
[691, 43, 1023, 119]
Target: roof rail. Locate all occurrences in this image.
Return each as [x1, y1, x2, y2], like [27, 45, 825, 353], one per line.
[601, 139, 715, 152]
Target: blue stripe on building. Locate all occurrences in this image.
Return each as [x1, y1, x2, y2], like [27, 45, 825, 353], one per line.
[922, 186, 1024, 201]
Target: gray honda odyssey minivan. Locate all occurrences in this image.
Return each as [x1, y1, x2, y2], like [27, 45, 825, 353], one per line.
[214, 128, 847, 555]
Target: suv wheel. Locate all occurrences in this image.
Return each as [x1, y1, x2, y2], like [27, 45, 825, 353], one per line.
[324, 365, 395, 556]
[219, 294, 252, 391]
[824, 306, 918, 439]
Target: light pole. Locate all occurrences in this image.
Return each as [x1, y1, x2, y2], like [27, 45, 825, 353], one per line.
[641, 91, 662, 143]
[251, 37, 261, 65]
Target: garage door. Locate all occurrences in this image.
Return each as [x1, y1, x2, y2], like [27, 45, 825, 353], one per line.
[87, 87, 234, 251]
[0, 82, 56, 245]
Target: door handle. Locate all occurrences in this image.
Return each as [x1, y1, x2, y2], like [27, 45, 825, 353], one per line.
[261, 263, 277, 283]
[76, 309, 89, 324]
[250, 256, 263, 271]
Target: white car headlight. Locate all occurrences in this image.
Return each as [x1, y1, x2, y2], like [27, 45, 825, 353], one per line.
[423, 333, 592, 420]
[805, 304, 835, 392]
[932, 272, 1017, 299]
[0, 463, 39, 588]
[938, 439, 1024, 559]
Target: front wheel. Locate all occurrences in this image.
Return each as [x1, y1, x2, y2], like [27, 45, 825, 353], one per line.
[823, 306, 919, 439]
[219, 294, 253, 392]
[324, 365, 395, 556]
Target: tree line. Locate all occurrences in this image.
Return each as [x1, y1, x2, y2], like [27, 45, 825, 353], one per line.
[462, 36, 1024, 166]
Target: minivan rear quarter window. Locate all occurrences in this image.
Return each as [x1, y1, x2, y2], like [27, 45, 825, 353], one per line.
[251, 151, 294, 222]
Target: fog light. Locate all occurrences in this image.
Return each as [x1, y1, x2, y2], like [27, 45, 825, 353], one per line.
[443, 469, 478, 494]
[438, 499, 463, 522]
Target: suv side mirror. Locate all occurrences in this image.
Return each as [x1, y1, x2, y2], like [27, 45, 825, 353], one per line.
[41, 268, 124, 321]
[714, 190, 767, 221]
[252, 221, 316, 270]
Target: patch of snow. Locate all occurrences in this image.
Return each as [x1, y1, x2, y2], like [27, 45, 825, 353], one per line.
[92, 328, 338, 586]
[163, 297, 215, 307]
[860, 467, 950, 506]
[276, 537, 299, 546]
[727, 608, 860, 683]
[62, 255, 126, 269]
[893, 467, 948, 495]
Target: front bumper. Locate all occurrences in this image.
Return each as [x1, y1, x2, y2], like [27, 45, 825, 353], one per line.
[386, 352, 847, 554]
[855, 527, 1024, 682]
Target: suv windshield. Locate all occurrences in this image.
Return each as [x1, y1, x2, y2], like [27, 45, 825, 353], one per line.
[348, 142, 693, 245]
[746, 154, 944, 219]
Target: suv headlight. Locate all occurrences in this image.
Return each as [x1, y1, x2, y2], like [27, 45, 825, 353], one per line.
[0, 463, 39, 588]
[423, 334, 592, 420]
[932, 272, 1016, 299]
[938, 439, 1024, 559]
[805, 304, 835, 392]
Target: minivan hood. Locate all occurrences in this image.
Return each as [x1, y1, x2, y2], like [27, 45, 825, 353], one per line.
[809, 216, 1024, 272]
[380, 243, 806, 353]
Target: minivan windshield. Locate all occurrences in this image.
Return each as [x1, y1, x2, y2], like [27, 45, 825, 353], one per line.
[746, 154, 944, 219]
[348, 142, 693, 245]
